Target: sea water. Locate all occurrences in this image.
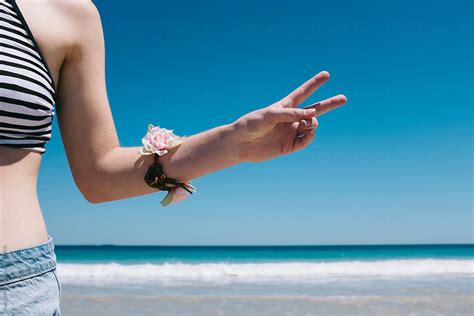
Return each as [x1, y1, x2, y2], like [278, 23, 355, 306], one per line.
[56, 244, 474, 315]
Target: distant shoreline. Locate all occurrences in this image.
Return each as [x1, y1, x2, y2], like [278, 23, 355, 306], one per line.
[55, 243, 474, 248]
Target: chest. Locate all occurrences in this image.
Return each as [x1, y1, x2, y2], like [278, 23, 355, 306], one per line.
[0, 0, 58, 153]
[3, 0, 69, 93]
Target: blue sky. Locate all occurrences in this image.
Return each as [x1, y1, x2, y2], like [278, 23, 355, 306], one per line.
[40, 0, 472, 245]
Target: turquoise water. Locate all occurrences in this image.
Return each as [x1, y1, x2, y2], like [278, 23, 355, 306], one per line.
[56, 244, 474, 264]
[56, 244, 474, 315]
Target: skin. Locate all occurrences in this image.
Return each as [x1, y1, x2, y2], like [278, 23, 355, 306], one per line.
[0, 0, 347, 252]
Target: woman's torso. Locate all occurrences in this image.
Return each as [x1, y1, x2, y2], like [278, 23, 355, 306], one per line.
[1, 0, 69, 252]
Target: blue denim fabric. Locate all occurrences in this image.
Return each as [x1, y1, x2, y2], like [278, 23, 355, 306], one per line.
[0, 236, 61, 315]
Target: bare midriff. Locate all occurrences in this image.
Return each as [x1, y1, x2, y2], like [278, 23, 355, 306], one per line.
[0, 146, 49, 253]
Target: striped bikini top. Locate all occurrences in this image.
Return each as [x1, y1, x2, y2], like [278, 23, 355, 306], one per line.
[0, 0, 56, 154]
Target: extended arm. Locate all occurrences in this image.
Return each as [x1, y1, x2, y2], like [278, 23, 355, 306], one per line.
[57, 2, 346, 204]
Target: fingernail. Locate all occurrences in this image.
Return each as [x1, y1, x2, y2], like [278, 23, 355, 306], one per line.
[304, 120, 309, 127]
[304, 109, 316, 115]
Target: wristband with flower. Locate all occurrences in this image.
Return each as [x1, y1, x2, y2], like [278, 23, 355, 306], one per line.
[139, 124, 197, 207]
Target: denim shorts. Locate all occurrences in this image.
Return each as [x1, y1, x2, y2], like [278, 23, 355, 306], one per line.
[0, 236, 61, 315]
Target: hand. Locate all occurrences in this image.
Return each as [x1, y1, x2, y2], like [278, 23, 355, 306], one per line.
[232, 71, 347, 163]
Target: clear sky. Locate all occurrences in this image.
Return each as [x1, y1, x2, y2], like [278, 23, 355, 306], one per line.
[40, 0, 472, 245]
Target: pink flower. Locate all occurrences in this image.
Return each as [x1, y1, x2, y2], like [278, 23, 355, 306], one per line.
[139, 124, 196, 207]
[139, 124, 184, 156]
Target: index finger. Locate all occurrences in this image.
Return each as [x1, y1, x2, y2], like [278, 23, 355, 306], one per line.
[281, 71, 331, 108]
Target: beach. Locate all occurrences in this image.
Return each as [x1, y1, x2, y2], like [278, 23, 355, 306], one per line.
[56, 245, 474, 315]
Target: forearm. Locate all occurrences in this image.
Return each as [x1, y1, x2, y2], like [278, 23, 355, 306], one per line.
[84, 122, 242, 203]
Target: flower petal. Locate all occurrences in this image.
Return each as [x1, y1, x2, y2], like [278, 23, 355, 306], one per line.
[160, 192, 174, 207]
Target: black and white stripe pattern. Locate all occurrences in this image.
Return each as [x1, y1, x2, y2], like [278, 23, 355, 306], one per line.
[0, 0, 56, 154]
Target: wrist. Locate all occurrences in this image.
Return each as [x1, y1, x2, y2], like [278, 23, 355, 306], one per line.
[155, 122, 243, 183]
[139, 124, 197, 206]
[224, 121, 247, 165]
[229, 118, 260, 163]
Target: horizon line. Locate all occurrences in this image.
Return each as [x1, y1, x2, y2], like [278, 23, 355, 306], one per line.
[55, 242, 474, 247]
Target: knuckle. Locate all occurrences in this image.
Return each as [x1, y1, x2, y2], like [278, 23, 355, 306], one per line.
[280, 98, 293, 107]
[262, 108, 274, 119]
[294, 108, 304, 116]
[285, 109, 296, 116]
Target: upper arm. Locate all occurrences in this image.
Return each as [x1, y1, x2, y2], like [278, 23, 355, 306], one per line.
[55, 1, 119, 189]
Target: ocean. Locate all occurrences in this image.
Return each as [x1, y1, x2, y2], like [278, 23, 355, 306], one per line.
[56, 244, 474, 315]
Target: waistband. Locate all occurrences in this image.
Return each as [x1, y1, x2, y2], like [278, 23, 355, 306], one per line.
[0, 236, 56, 286]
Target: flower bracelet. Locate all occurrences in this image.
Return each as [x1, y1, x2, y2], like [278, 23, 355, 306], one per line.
[139, 123, 197, 207]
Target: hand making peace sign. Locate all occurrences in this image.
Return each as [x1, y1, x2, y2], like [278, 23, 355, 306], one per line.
[233, 71, 347, 162]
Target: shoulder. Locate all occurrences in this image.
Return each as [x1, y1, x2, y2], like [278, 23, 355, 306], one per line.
[20, 0, 102, 56]
[24, 0, 99, 23]
[53, 0, 101, 32]
[54, 0, 99, 20]
[51, 0, 104, 60]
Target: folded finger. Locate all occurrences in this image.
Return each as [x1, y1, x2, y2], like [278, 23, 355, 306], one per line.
[296, 117, 318, 135]
[293, 129, 316, 152]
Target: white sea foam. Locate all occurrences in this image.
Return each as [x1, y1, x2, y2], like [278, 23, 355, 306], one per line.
[56, 259, 474, 285]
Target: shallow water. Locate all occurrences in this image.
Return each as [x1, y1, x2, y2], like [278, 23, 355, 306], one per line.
[61, 277, 474, 316]
[56, 244, 474, 315]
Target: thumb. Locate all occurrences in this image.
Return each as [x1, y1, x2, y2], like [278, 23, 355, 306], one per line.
[264, 107, 316, 123]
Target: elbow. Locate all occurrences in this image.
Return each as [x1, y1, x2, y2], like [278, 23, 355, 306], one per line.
[74, 170, 107, 204]
[82, 189, 104, 204]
